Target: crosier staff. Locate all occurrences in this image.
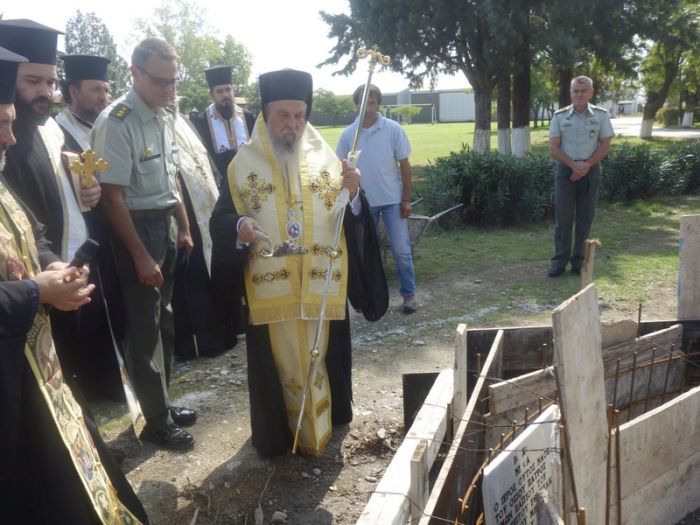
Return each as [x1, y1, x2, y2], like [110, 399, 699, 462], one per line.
[292, 45, 390, 454]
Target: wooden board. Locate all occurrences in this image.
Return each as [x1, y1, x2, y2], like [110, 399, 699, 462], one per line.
[552, 284, 608, 525]
[609, 386, 700, 525]
[678, 214, 700, 319]
[453, 324, 468, 428]
[421, 330, 505, 525]
[357, 369, 453, 525]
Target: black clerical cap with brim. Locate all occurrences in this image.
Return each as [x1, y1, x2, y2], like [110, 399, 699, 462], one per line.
[62, 54, 111, 82]
[0, 19, 63, 65]
[0, 46, 28, 104]
[205, 65, 233, 89]
[259, 69, 313, 118]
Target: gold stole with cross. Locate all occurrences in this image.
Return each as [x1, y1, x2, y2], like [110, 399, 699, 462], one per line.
[0, 183, 141, 524]
[228, 116, 349, 455]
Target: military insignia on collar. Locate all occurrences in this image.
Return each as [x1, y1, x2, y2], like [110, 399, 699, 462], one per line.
[109, 103, 131, 121]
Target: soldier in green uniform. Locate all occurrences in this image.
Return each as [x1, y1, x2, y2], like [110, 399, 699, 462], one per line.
[548, 75, 614, 277]
[91, 37, 196, 450]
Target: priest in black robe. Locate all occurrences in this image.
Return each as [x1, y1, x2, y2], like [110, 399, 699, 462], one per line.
[0, 20, 123, 401]
[0, 43, 148, 525]
[191, 65, 255, 181]
[210, 69, 388, 457]
[171, 102, 243, 358]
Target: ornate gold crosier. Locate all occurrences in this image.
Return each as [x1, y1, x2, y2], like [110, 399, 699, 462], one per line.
[69, 149, 109, 187]
[292, 45, 391, 455]
[309, 169, 341, 211]
[240, 172, 275, 212]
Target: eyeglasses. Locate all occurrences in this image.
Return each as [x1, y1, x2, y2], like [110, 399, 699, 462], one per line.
[137, 67, 179, 87]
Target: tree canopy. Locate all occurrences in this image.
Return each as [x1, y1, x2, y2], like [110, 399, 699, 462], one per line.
[64, 11, 131, 96]
[134, 0, 252, 113]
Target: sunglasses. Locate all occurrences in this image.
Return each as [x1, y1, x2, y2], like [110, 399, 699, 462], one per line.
[137, 67, 179, 87]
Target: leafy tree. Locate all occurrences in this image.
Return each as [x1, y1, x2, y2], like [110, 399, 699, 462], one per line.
[387, 105, 422, 123]
[530, 53, 557, 128]
[677, 50, 700, 126]
[239, 80, 261, 118]
[320, 0, 518, 151]
[134, 0, 252, 114]
[64, 11, 130, 97]
[639, 0, 700, 138]
[313, 89, 355, 125]
[219, 35, 252, 91]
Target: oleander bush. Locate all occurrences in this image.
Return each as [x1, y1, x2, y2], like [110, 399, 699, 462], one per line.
[424, 140, 700, 226]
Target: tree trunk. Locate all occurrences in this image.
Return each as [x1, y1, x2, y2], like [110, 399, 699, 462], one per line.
[681, 89, 697, 128]
[473, 83, 493, 152]
[497, 74, 511, 155]
[558, 68, 572, 109]
[512, 25, 531, 158]
[640, 53, 681, 138]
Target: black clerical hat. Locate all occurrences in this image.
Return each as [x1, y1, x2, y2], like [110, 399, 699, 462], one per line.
[259, 69, 313, 118]
[62, 54, 111, 82]
[204, 65, 232, 89]
[0, 46, 28, 104]
[0, 19, 63, 65]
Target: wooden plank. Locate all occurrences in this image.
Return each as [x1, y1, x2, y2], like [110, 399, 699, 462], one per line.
[488, 366, 556, 415]
[357, 369, 453, 525]
[552, 284, 607, 525]
[579, 238, 600, 289]
[600, 319, 638, 349]
[678, 214, 700, 319]
[422, 330, 505, 525]
[602, 325, 686, 418]
[609, 386, 700, 525]
[403, 372, 440, 431]
[409, 440, 429, 524]
[453, 324, 468, 429]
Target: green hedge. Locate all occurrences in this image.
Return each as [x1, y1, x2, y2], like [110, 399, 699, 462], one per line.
[424, 140, 700, 227]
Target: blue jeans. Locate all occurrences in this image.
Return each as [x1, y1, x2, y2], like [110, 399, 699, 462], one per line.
[370, 203, 417, 297]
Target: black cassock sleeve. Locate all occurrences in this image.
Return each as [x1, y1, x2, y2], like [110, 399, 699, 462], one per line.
[209, 176, 249, 337]
[0, 280, 39, 341]
[343, 190, 389, 322]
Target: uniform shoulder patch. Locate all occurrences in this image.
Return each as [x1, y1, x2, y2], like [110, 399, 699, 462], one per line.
[109, 103, 132, 121]
[554, 106, 570, 115]
[591, 105, 609, 113]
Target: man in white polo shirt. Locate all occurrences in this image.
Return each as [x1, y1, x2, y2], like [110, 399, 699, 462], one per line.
[337, 84, 417, 313]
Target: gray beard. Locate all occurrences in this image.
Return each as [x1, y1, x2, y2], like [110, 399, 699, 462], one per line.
[267, 127, 301, 173]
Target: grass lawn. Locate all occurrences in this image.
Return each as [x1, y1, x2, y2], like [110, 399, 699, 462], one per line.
[404, 194, 700, 328]
[315, 120, 700, 326]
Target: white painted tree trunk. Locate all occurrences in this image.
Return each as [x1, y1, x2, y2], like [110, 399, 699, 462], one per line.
[473, 129, 491, 152]
[640, 119, 654, 138]
[497, 128, 511, 155]
[511, 127, 531, 158]
[682, 111, 694, 128]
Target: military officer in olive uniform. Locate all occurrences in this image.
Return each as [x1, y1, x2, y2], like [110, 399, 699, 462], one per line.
[548, 75, 614, 277]
[91, 37, 197, 450]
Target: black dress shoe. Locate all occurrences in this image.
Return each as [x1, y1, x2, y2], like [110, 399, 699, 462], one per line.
[571, 267, 581, 276]
[170, 406, 197, 427]
[547, 267, 565, 277]
[141, 423, 195, 450]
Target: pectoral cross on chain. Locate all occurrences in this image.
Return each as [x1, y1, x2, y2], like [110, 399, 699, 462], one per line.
[70, 149, 109, 187]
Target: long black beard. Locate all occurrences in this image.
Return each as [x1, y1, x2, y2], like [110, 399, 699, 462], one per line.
[14, 95, 52, 128]
[216, 103, 234, 120]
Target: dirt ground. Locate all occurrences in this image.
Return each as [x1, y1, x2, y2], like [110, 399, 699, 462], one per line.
[93, 259, 697, 525]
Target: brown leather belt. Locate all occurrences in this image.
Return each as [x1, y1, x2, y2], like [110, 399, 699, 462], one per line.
[129, 207, 175, 220]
